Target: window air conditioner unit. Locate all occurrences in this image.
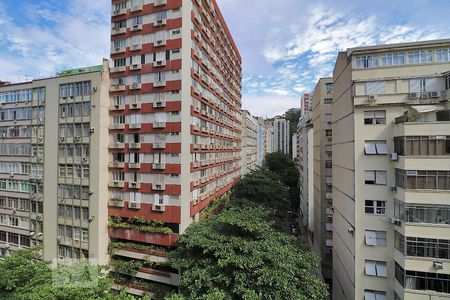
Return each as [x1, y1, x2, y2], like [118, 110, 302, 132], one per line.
[429, 91, 439, 98]
[420, 93, 428, 100]
[434, 261, 444, 270]
[389, 217, 402, 226]
[389, 153, 398, 161]
[152, 204, 166, 212]
[89, 128, 95, 133]
[409, 92, 418, 99]
[368, 94, 378, 102]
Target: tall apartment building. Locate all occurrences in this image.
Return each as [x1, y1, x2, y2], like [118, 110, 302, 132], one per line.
[264, 120, 274, 156]
[298, 112, 314, 230]
[332, 39, 450, 300]
[109, 0, 241, 295]
[256, 117, 265, 167]
[0, 62, 111, 264]
[312, 78, 334, 286]
[273, 118, 290, 154]
[240, 110, 258, 175]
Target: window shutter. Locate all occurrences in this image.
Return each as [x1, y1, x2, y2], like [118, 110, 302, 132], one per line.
[376, 263, 388, 277]
[365, 261, 377, 276]
[365, 230, 377, 246]
[375, 143, 388, 155]
[365, 143, 377, 155]
[376, 171, 387, 185]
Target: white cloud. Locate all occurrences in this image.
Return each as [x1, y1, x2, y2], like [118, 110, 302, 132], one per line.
[242, 94, 300, 118]
[0, 0, 110, 82]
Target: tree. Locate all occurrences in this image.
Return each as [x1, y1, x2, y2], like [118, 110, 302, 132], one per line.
[0, 248, 147, 300]
[231, 169, 289, 212]
[264, 152, 300, 210]
[170, 204, 328, 300]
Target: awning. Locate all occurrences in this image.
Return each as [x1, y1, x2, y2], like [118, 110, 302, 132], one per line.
[411, 105, 446, 113]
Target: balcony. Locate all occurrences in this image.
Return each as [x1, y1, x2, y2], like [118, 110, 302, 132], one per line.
[110, 66, 126, 73]
[109, 228, 177, 247]
[129, 83, 142, 90]
[129, 143, 141, 149]
[129, 123, 141, 130]
[152, 183, 166, 191]
[128, 182, 141, 189]
[152, 163, 166, 170]
[109, 180, 125, 188]
[153, 122, 166, 129]
[109, 142, 125, 149]
[111, 27, 126, 36]
[109, 161, 125, 168]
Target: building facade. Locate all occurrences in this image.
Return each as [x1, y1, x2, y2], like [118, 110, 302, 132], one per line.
[264, 120, 274, 157]
[240, 110, 258, 175]
[332, 39, 450, 300]
[298, 98, 314, 229]
[273, 118, 290, 154]
[0, 62, 111, 265]
[109, 0, 241, 295]
[312, 78, 334, 286]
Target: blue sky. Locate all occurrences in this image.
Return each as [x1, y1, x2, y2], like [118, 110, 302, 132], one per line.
[0, 0, 449, 117]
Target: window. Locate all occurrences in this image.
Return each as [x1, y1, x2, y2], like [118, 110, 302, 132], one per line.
[325, 160, 332, 168]
[365, 81, 386, 95]
[365, 200, 386, 215]
[409, 77, 437, 92]
[436, 49, 450, 62]
[408, 50, 432, 64]
[445, 74, 450, 90]
[114, 58, 126, 67]
[394, 136, 450, 156]
[324, 98, 332, 104]
[364, 111, 386, 125]
[395, 169, 450, 190]
[365, 260, 388, 277]
[365, 230, 387, 246]
[364, 290, 386, 300]
[395, 201, 450, 225]
[395, 262, 450, 294]
[380, 53, 405, 66]
[364, 141, 388, 155]
[365, 170, 387, 185]
[325, 83, 333, 92]
[356, 55, 378, 68]
[324, 114, 332, 123]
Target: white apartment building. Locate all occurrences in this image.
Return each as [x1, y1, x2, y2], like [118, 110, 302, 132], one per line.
[240, 110, 258, 175]
[273, 118, 290, 154]
[0, 62, 111, 264]
[332, 39, 450, 300]
[312, 78, 334, 285]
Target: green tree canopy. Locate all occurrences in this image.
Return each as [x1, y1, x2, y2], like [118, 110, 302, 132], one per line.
[264, 152, 300, 210]
[0, 248, 148, 300]
[231, 168, 289, 212]
[170, 203, 328, 300]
